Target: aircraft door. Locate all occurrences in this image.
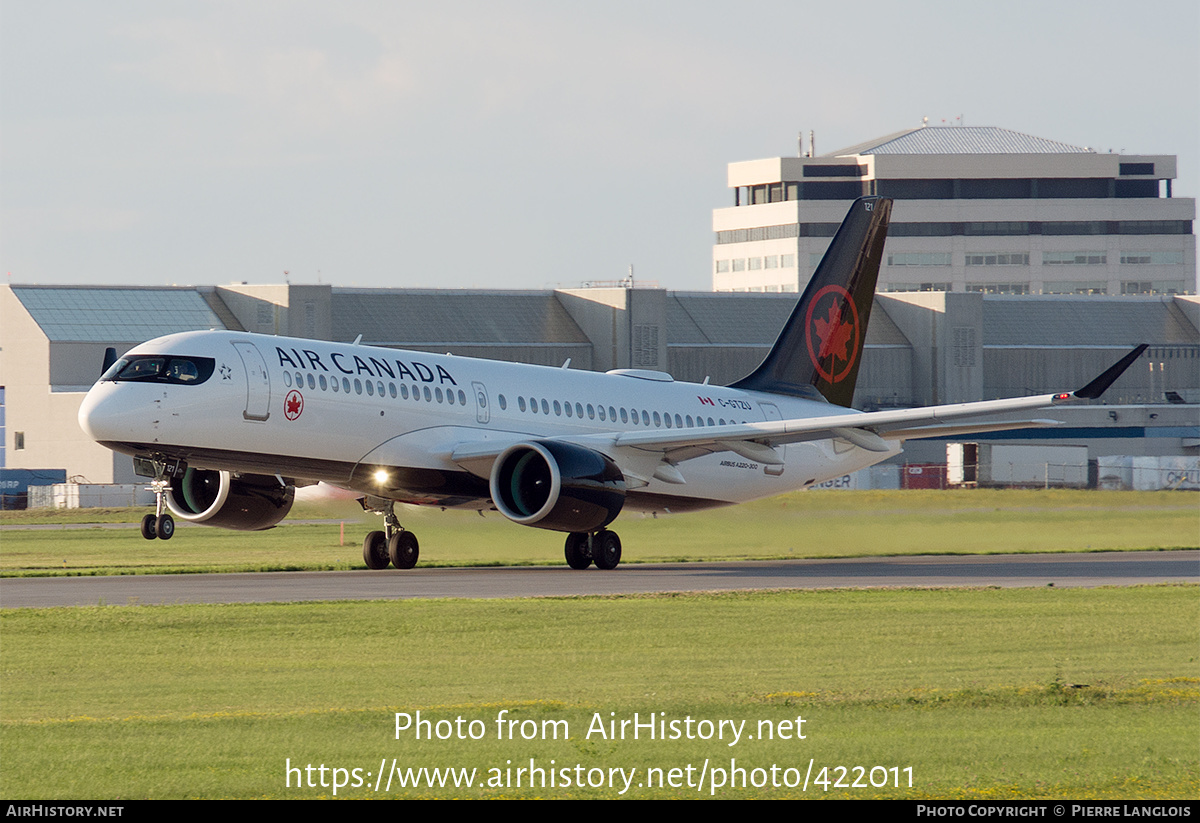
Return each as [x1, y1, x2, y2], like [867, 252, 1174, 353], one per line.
[760, 402, 783, 422]
[232, 341, 271, 421]
[472, 381, 490, 424]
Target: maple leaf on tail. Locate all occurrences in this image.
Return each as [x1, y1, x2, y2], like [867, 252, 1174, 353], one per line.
[813, 299, 855, 364]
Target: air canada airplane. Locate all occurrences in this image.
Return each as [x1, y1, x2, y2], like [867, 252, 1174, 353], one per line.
[78, 197, 1145, 571]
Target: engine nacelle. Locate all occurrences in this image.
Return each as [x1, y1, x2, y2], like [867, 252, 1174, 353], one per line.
[489, 441, 625, 533]
[166, 468, 295, 531]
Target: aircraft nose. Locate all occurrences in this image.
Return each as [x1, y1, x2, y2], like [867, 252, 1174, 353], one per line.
[78, 384, 128, 443]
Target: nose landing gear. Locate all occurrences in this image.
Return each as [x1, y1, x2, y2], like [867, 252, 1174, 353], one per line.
[137, 457, 185, 541]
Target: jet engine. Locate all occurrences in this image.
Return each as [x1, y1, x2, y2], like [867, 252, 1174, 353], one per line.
[166, 468, 295, 531]
[489, 441, 625, 533]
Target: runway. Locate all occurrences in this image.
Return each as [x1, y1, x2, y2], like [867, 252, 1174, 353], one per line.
[1, 550, 1196, 608]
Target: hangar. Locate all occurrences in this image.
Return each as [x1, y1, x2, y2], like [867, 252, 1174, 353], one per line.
[2, 282, 1196, 487]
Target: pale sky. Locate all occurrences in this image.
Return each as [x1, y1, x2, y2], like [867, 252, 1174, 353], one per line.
[2, 0, 1197, 292]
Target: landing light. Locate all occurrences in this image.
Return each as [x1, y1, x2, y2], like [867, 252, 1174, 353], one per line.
[374, 469, 389, 483]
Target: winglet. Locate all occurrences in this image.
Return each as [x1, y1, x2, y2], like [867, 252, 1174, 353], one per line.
[1072, 344, 1148, 400]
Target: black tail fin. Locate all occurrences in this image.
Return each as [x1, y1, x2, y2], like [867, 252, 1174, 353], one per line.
[729, 196, 891, 407]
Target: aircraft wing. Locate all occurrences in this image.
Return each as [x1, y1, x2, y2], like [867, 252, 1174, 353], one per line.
[450, 344, 1146, 475]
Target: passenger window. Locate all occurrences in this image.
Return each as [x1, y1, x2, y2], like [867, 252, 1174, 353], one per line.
[319, 375, 327, 391]
[458, 390, 467, 405]
[519, 396, 526, 412]
[675, 414, 683, 428]
[366, 381, 374, 396]
[343, 377, 351, 393]
[587, 404, 595, 420]
[499, 395, 507, 410]
[641, 410, 650, 426]
[541, 399, 549, 415]
[553, 400, 561, 416]
[424, 386, 432, 401]
[653, 411, 662, 427]
[620, 408, 628, 424]
[564, 401, 572, 418]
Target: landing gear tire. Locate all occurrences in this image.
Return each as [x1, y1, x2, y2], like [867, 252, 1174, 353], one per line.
[593, 530, 622, 570]
[564, 533, 591, 570]
[363, 530, 390, 570]
[155, 513, 175, 541]
[140, 514, 158, 540]
[388, 531, 419, 569]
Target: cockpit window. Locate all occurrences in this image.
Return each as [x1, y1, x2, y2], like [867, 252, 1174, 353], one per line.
[102, 355, 216, 385]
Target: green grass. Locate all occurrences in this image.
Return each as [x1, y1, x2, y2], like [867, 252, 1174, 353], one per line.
[2, 489, 1195, 576]
[2, 586, 1197, 798]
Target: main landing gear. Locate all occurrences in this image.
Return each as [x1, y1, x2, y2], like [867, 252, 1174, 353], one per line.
[360, 499, 419, 570]
[139, 458, 184, 541]
[564, 529, 622, 570]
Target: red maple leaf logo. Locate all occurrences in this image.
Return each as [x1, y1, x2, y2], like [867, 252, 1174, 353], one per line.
[813, 300, 854, 364]
[285, 390, 303, 420]
[805, 285, 860, 384]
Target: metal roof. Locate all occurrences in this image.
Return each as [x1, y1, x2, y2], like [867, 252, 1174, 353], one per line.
[982, 296, 1199, 347]
[332, 289, 590, 346]
[826, 126, 1093, 157]
[667, 293, 911, 347]
[10, 286, 225, 342]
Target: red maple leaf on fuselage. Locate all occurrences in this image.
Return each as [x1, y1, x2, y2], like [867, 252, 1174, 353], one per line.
[286, 395, 302, 416]
[813, 300, 854, 364]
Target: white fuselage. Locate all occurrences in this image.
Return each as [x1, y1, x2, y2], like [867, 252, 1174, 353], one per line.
[79, 330, 900, 514]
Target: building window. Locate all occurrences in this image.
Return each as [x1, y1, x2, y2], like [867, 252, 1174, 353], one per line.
[803, 164, 867, 177]
[888, 252, 952, 266]
[1122, 281, 1188, 295]
[1044, 281, 1108, 295]
[781, 254, 795, 268]
[764, 255, 779, 269]
[748, 257, 763, 270]
[1120, 251, 1184, 265]
[715, 260, 730, 273]
[1041, 221, 1106, 236]
[964, 221, 1029, 236]
[732, 259, 746, 272]
[1119, 163, 1154, 175]
[884, 283, 951, 293]
[1118, 221, 1192, 235]
[965, 283, 1030, 294]
[965, 253, 1029, 266]
[1043, 251, 1107, 265]
[14, 432, 24, 450]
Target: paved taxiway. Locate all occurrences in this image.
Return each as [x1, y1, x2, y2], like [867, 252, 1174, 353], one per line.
[1, 550, 1196, 608]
